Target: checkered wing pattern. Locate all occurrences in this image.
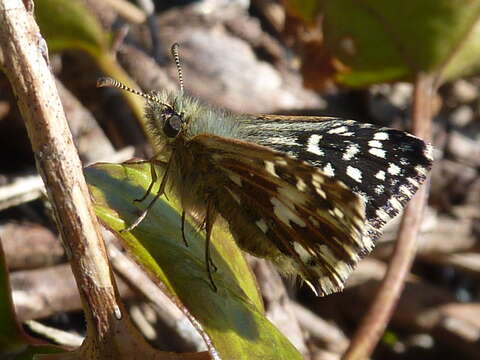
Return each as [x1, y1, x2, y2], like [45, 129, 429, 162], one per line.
[194, 134, 373, 295]
[101, 73, 433, 296]
[241, 116, 433, 243]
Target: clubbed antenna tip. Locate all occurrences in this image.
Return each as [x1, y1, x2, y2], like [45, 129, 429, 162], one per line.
[97, 77, 117, 89]
[96, 76, 171, 108]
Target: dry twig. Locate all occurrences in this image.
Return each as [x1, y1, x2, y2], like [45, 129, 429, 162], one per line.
[343, 73, 434, 359]
[0, 1, 173, 358]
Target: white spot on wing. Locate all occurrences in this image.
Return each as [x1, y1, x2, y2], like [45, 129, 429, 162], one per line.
[334, 208, 344, 219]
[415, 165, 428, 175]
[296, 177, 307, 191]
[315, 186, 327, 199]
[307, 135, 324, 156]
[256, 218, 269, 233]
[322, 163, 335, 177]
[312, 173, 324, 185]
[424, 144, 434, 161]
[389, 197, 404, 212]
[343, 144, 360, 160]
[374, 132, 389, 140]
[399, 185, 413, 197]
[265, 161, 278, 178]
[369, 148, 386, 158]
[376, 208, 391, 222]
[267, 137, 299, 146]
[375, 170, 386, 180]
[271, 197, 306, 228]
[278, 185, 307, 205]
[328, 208, 344, 219]
[361, 233, 374, 251]
[388, 163, 402, 175]
[328, 126, 348, 134]
[359, 123, 373, 128]
[407, 177, 420, 187]
[294, 243, 314, 261]
[368, 140, 383, 148]
[316, 187, 327, 199]
[346, 165, 362, 183]
[312, 174, 327, 198]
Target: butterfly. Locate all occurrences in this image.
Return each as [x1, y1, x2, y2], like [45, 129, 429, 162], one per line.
[97, 43, 432, 296]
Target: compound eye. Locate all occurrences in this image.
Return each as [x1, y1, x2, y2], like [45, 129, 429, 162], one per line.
[163, 114, 182, 138]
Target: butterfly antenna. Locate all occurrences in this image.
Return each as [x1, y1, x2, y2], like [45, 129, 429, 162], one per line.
[96, 77, 172, 108]
[171, 43, 184, 94]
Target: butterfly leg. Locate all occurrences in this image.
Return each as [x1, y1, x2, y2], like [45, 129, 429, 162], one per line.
[205, 198, 217, 292]
[135, 158, 158, 203]
[122, 187, 163, 232]
[198, 216, 218, 272]
[133, 145, 168, 203]
[122, 155, 173, 232]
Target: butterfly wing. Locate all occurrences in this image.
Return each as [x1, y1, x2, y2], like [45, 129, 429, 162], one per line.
[192, 134, 369, 295]
[240, 115, 433, 241]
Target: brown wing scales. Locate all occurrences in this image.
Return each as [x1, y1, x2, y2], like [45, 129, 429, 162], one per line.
[193, 134, 369, 295]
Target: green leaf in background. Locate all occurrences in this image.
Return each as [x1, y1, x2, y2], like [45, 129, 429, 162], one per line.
[34, 0, 147, 128]
[0, 243, 66, 358]
[34, 0, 108, 56]
[85, 162, 303, 360]
[287, 0, 480, 86]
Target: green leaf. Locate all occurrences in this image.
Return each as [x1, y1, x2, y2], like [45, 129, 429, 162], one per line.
[321, 0, 480, 85]
[34, 0, 152, 138]
[440, 17, 480, 81]
[287, 0, 480, 86]
[85, 162, 303, 360]
[34, 0, 108, 57]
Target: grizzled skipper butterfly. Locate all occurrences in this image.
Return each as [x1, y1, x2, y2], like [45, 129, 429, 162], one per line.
[97, 43, 432, 295]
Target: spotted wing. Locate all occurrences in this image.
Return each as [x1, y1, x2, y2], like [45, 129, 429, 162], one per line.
[240, 116, 433, 241]
[193, 134, 369, 296]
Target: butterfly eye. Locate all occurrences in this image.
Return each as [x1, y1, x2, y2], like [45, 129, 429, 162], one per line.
[163, 113, 183, 138]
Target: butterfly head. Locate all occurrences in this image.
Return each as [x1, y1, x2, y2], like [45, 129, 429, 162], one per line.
[162, 107, 183, 138]
[145, 43, 188, 141]
[144, 92, 185, 141]
[97, 44, 200, 147]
